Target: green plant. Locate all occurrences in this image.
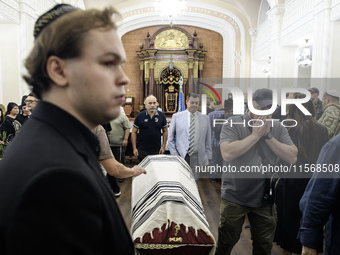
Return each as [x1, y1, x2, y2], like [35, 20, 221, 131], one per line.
[0, 131, 7, 158]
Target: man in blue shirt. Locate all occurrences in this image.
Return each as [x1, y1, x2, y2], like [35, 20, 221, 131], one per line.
[299, 135, 340, 255]
[132, 95, 168, 162]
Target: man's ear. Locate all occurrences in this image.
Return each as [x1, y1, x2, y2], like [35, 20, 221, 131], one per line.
[46, 56, 68, 87]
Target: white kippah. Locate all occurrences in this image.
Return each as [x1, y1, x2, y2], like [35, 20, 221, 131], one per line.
[327, 90, 340, 98]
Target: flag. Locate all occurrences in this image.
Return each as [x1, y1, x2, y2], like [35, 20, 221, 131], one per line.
[178, 88, 186, 112]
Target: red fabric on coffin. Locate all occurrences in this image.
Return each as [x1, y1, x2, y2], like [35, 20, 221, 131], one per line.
[136, 245, 213, 255]
[134, 222, 214, 255]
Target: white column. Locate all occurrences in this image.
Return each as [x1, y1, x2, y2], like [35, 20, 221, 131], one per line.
[19, 1, 37, 98]
[249, 28, 257, 79]
[329, 22, 340, 78]
[266, 4, 284, 95]
[267, 5, 285, 79]
[311, 0, 332, 89]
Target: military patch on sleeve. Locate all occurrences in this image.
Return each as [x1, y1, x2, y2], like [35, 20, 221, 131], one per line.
[325, 117, 334, 126]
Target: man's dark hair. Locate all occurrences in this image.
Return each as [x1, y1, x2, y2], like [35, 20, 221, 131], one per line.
[28, 93, 36, 98]
[21, 95, 28, 106]
[186, 92, 200, 101]
[288, 93, 319, 164]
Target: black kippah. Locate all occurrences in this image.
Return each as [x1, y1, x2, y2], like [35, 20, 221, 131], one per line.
[34, 4, 79, 39]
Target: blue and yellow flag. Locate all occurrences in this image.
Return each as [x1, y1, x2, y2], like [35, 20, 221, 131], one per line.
[178, 89, 186, 112]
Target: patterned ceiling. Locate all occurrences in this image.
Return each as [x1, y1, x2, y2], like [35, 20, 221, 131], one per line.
[82, 0, 263, 28]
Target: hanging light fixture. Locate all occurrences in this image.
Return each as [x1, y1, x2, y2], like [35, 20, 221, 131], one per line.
[155, 0, 187, 21]
[262, 56, 271, 75]
[297, 39, 312, 68]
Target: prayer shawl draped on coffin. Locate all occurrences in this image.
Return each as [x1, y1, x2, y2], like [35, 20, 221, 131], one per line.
[131, 155, 215, 255]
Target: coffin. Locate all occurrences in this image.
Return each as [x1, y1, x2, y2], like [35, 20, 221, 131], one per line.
[131, 155, 215, 255]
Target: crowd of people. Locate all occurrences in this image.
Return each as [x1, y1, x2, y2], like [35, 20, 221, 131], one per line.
[214, 88, 340, 255]
[0, 3, 339, 255]
[0, 93, 38, 148]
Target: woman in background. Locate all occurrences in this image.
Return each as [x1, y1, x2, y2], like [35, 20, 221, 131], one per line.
[0, 102, 19, 144]
[274, 93, 329, 255]
[15, 103, 31, 125]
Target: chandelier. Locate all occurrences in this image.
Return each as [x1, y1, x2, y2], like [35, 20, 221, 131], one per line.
[297, 39, 312, 68]
[155, 0, 187, 21]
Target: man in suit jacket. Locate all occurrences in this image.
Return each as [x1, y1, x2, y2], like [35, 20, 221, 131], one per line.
[168, 93, 212, 180]
[0, 4, 135, 254]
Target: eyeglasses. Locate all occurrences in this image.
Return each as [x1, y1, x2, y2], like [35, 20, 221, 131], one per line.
[25, 99, 37, 104]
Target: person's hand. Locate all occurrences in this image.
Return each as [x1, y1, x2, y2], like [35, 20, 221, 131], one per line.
[252, 114, 271, 138]
[260, 114, 271, 135]
[131, 165, 147, 177]
[251, 119, 267, 138]
[0, 141, 4, 145]
[301, 246, 317, 255]
[159, 147, 165, 154]
[122, 139, 128, 147]
[133, 148, 139, 157]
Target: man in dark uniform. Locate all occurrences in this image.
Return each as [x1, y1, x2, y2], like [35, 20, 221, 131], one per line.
[0, 4, 135, 254]
[131, 95, 168, 162]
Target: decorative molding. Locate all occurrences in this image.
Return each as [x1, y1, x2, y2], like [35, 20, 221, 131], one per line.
[1, 0, 19, 9]
[331, 0, 340, 21]
[234, 51, 242, 65]
[280, 17, 313, 46]
[0, 0, 20, 23]
[154, 29, 188, 49]
[267, 5, 285, 37]
[254, 0, 334, 54]
[154, 62, 169, 79]
[0, 0, 60, 24]
[248, 28, 257, 39]
[19, 1, 36, 20]
[117, 1, 246, 79]
[254, 20, 271, 60]
[282, 0, 315, 31]
[120, 4, 241, 32]
[120, 14, 236, 78]
[313, 0, 332, 15]
[34, 0, 60, 17]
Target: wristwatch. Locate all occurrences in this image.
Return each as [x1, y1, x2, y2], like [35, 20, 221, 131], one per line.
[263, 132, 273, 140]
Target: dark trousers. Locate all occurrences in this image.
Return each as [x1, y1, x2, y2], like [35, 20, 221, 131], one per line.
[110, 146, 126, 164]
[106, 146, 126, 193]
[184, 152, 199, 180]
[215, 199, 277, 255]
